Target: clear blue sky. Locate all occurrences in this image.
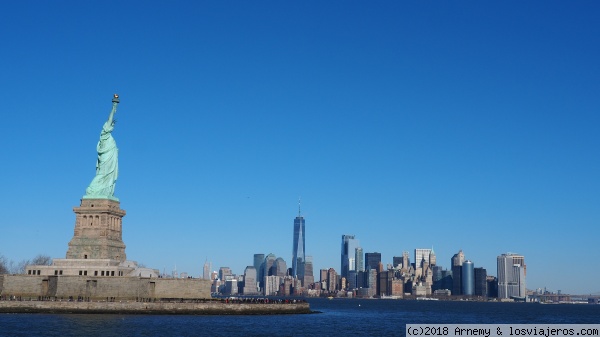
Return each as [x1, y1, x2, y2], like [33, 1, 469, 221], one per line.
[2, 1, 599, 294]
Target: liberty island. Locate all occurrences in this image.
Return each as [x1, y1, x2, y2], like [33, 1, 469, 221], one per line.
[0, 95, 310, 315]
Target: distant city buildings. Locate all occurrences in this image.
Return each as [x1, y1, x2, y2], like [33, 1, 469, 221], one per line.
[211, 206, 317, 297]
[207, 223, 526, 301]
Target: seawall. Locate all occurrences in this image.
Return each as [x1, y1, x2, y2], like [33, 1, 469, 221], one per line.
[0, 274, 211, 300]
[0, 300, 311, 315]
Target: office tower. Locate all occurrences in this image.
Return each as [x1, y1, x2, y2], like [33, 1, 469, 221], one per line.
[393, 256, 402, 269]
[367, 269, 377, 297]
[263, 253, 276, 281]
[341, 235, 360, 279]
[203, 260, 211, 280]
[451, 250, 465, 296]
[452, 250, 465, 266]
[327, 268, 337, 292]
[365, 252, 382, 271]
[253, 254, 265, 277]
[451, 264, 461, 295]
[497, 253, 526, 299]
[506, 254, 526, 276]
[442, 269, 453, 291]
[302, 255, 314, 287]
[253, 253, 265, 289]
[429, 248, 436, 266]
[431, 265, 444, 291]
[224, 279, 238, 295]
[356, 270, 369, 288]
[402, 251, 410, 269]
[281, 278, 293, 296]
[243, 266, 258, 295]
[292, 203, 306, 278]
[274, 257, 287, 277]
[487, 276, 498, 298]
[474, 267, 487, 297]
[414, 248, 432, 267]
[391, 279, 404, 297]
[462, 260, 474, 295]
[219, 267, 232, 281]
[355, 247, 364, 272]
[263, 275, 281, 296]
[378, 271, 393, 297]
[347, 270, 357, 290]
[319, 269, 327, 283]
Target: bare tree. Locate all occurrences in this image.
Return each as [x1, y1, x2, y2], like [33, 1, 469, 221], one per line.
[0, 254, 8, 274]
[14, 259, 30, 274]
[0, 254, 52, 275]
[31, 254, 52, 266]
[6, 260, 17, 274]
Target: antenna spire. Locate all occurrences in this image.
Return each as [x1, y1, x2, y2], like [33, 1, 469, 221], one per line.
[298, 197, 301, 216]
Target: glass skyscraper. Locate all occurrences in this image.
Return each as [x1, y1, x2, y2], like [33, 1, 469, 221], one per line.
[365, 252, 382, 271]
[355, 247, 364, 272]
[341, 235, 360, 279]
[253, 253, 265, 289]
[462, 260, 474, 295]
[292, 210, 305, 278]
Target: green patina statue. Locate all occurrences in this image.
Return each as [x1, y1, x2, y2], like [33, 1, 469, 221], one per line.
[83, 94, 120, 200]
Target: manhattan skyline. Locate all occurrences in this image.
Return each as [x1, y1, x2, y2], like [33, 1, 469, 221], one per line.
[2, 2, 599, 294]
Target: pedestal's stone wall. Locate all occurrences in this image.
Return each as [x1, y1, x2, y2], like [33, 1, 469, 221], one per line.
[67, 199, 126, 262]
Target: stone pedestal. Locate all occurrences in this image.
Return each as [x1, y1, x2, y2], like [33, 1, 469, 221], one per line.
[66, 198, 127, 262]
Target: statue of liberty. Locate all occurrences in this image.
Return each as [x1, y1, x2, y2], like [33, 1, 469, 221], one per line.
[84, 94, 120, 200]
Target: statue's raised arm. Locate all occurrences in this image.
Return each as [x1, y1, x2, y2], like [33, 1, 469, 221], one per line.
[106, 94, 119, 126]
[84, 94, 121, 201]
